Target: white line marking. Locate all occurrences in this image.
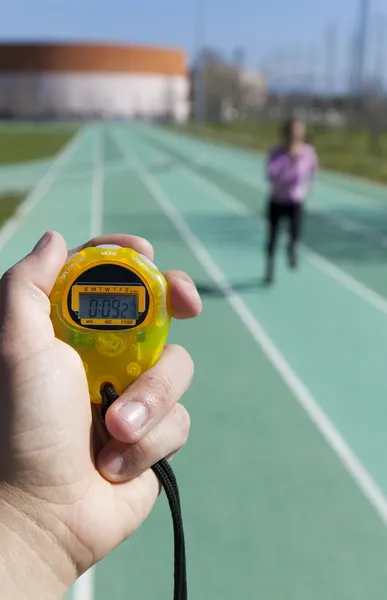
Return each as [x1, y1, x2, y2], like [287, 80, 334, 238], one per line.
[144, 135, 387, 319]
[90, 130, 104, 239]
[0, 126, 86, 255]
[61, 158, 129, 182]
[117, 131, 387, 530]
[226, 165, 387, 247]
[152, 127, 387, 236]
[72, 569, 94, 600]
[71, 128, 104, 600]
[167, 123, 387, 194]
[318, 211, 387, 248]
[182, 164, 387, 318]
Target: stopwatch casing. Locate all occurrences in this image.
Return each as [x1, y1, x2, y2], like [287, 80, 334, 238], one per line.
[49, 246, 171, 404]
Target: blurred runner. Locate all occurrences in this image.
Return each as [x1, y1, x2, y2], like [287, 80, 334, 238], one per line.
[264, 117, 318, 284]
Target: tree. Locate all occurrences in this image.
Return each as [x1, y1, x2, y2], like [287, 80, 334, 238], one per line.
[192, 47, 240, 121]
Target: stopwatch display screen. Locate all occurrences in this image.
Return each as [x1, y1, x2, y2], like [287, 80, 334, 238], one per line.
[66, 263, 151, 331]
[79, 293, 138, 320]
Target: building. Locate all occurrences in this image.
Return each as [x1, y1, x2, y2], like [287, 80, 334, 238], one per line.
[0, 41, 189, 121]
[238, 69, 267, 113]
[189, 51, 267, 122]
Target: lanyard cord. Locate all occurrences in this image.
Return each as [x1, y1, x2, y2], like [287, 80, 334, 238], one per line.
[100, 383, 188, 600]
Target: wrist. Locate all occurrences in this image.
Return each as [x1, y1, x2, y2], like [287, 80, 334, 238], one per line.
[0, 488, 77, 599]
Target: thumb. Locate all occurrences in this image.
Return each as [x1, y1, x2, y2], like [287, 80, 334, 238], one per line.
[0, 231, 68, 360]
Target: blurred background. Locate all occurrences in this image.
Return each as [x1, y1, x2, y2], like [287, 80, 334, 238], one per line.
[2, 2, 387, 600]
[0, 0, 387, 180]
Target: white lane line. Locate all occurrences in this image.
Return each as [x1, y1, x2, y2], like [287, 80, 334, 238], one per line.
[229, 165, 387, 247]
[90, 129, 104, 239]
[184, 164, 387, 318]
[71, 128, 102, 600]
[0, 126, 86, 254]
[61, 158, 129, 182]
[150, 130, 387, 244]
[72, 568, 94, 600]
[161, 123, 387, 198]
[117, 131, 387, 531]
[316, 211, 387, 248]
[142, 135, 387, 320]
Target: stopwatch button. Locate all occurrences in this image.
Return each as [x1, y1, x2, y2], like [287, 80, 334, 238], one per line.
[139, 253, 159, 271]
[96, 244, 122, 249]
[97, 334, 124, 355]
[127, 362, 141, 377]
[64, 251, 79, 264]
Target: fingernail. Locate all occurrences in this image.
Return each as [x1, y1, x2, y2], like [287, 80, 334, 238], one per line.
[118, 402, 147, 431]
[33, 231, 52, 251]
[100, 451, 124, 476]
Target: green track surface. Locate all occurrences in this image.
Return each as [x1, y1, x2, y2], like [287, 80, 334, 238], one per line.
[2, 123, 387, 600]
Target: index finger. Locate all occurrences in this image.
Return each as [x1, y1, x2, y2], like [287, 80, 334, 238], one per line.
[67, 235, 202, 318]
[68, 234, 154, 261]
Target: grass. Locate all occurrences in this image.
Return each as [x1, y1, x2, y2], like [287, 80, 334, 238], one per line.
[173, 120, 387, 185]
[0, 122, 78, 165]
[0, 193, 24, 225]
[0, 122, 79, 229]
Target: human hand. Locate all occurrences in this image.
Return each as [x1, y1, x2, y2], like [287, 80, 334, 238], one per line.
[0, 231, 201, 599]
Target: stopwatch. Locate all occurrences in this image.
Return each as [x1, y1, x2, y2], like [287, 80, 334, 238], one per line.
[49, 244, 172, 403]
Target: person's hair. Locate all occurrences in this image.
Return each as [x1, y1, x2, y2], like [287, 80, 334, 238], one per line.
[280, 117, 303, 141]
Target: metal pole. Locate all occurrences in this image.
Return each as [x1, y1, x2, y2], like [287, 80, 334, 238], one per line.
[194, 0, 206, 125]
[356, 0, 370, 97]
[373, 13, 386, 88]
[324, 21, 338, 95]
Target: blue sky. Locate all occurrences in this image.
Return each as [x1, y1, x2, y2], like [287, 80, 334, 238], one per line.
[0, 0, 386, 90]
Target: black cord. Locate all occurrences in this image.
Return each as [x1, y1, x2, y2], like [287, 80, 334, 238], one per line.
[100, 382, 187, 600]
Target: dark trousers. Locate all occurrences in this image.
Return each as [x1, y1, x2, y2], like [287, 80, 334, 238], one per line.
[265, 198, 303, 278]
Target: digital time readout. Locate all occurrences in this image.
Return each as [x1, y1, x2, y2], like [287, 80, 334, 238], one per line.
[79, 293, 138, 320]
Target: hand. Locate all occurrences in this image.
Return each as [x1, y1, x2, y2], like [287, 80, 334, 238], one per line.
[0, 231, 201, 599]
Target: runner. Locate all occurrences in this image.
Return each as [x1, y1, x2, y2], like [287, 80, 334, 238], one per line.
[264, 117, 318, 283]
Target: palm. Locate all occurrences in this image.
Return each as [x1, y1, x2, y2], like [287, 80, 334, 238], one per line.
[6, 320, 158, 568]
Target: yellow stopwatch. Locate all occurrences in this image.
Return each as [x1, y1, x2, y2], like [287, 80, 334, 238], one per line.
[49, 244, 172, 403]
